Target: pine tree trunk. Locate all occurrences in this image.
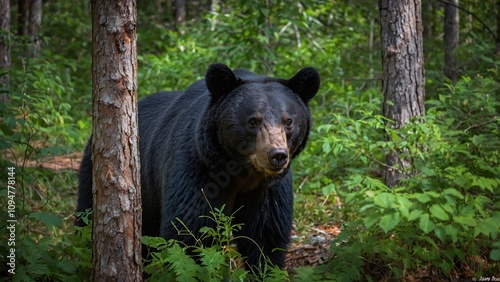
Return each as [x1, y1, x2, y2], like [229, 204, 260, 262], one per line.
[174, 0, 186, 33]
[17, 0, 42, 57]
[444, 0, 459, 82]
[27, 0, 42, 57]
[379, 0, 425, 188]
[91, 0, 142, 280]
[0, 0, 10, 90]
[17, 0, 28, 36]
[422, 0, 435, 38]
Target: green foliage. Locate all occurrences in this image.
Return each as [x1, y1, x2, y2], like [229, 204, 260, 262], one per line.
[0, 205, 92, 281]
[0, 31, 90, 279]
[1, 35, 82, 157]
[2, 0, 499, 280]
[143, 205, 289, 281]
[313, 73, 500, 280]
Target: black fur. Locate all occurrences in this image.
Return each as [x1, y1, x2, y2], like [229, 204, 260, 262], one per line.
[75, 63, 320, 268]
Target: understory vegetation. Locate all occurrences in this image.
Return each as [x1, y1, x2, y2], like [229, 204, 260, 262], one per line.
[1, 0, 499, 281]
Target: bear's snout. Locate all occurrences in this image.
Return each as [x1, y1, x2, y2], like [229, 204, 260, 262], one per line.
[268, 148, 289, 168]
[249, 123, 290, 175]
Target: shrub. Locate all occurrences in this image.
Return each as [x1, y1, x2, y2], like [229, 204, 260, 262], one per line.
[314, 73, 500, 280]
[143, 204, 290, 281]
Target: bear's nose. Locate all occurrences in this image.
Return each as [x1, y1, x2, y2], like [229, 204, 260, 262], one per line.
[268, 148, 289, 167]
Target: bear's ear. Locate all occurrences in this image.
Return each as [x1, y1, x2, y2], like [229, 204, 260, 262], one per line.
[286, 67, 320, 103]
[205, 63, 239, 99]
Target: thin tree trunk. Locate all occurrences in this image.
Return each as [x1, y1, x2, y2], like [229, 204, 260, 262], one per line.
[17, 0, 42, 57]
[444, 0, 459, 82]
[174, 0, 186, 33]
[0, 0, 10, 90]
[27, 0, 42, 57]
[91, 0, 142, 280]
[422, 0, 435, 38]
[379, 0, 426, 188]
[17, 0, 28, 36]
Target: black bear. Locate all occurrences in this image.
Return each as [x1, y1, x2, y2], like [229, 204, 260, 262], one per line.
[76, 63, 320, 269]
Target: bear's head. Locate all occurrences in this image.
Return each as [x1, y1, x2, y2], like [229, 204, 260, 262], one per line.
[201, 63, 320, 177]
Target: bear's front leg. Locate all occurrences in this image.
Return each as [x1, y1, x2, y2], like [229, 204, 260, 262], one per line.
[233, 177, 294, 269]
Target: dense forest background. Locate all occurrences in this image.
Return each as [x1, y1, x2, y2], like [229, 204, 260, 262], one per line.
[0, 0, 499, 281]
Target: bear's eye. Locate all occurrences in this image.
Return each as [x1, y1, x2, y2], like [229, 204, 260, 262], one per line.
[248, 117, 261, 128]
[285, 118, 293, 128]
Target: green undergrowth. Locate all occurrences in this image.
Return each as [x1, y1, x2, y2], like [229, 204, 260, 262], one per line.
[298, 73, 500, 281]
[1, 0, 499, 280]
[142, 205, 289, 282]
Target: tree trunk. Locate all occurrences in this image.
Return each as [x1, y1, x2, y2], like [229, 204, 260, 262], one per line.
[0, 0, 10, 90]
[91, 0, 142, 281]
[379, 0, 426, 188]
[444, 0, 459, 82]
[17, 0, 28, 36]
[422, 0, 435, 38]
[27, 0, 42, 57]
[17, 0, 42, 57]
[174, 0, 186, 32]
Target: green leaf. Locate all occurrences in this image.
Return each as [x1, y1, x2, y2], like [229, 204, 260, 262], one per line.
[419, 213, 435, 234]
[476, 217, 499, 239]
[489, 249, 500, 260]
[472, 176, 497, 193]
[360, 155, 368, 164]
[142, 236, 169, 250]
[198, 247, 226, 277]
[373, 193, 395, 209]
[379, 212, 400, 233]
[453, 215, 477, 227]
[30, 212, 63, 229]
[442, 188, 464, 199]
[363, 177, 388, 190]
[429, 204, 449, 221]
[407, 210, 423, 221]
[396, 196, 413, 219]
[414, 193, 431, 203]
[322, 141, 331, 154]
[333, 144, 343, 156]
[434, 224, 446, 243]
[360, 204, 375, 213]
[441, 201, 455, 214]
[166, 244, 202, 282]
[363, 215, 379, 229]
[345, 192, 358, 204]
[425, 191, 440, 198]
[322, 184, 336, 196]
[421, 235, 439, 250]
[445, 225, 459, 243]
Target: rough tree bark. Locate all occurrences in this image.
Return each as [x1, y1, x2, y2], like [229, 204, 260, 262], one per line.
[174, 0, 186, 33]
[379, 0, 426, 188]
[444, 0, 459, 82]
[91, 0, 142, 280]
[27, 0, 42, 57]
[0, 0, 10, 90]
[17, 0, 42, 57]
